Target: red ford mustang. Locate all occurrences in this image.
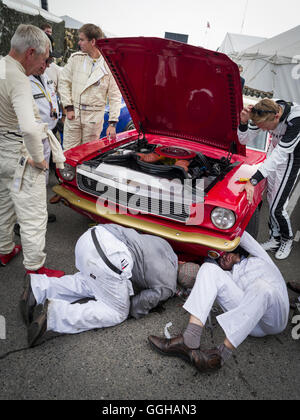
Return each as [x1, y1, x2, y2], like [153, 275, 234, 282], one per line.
[53, 37, 268, 260]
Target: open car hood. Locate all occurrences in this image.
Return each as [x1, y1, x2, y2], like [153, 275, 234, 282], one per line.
[97, 37, 245, 155]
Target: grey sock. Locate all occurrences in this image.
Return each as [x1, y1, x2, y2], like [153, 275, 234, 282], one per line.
[218, 343, 233, 365]
[183, 323, 203, 349]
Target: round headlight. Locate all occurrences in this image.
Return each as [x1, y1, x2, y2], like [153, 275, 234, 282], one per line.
[211, 207, 236, 230]
[59, 164, 76, 181]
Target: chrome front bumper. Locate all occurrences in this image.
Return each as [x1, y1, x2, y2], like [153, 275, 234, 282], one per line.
[53, 184, 241, 252]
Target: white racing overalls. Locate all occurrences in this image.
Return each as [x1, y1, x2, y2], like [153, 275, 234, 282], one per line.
[183, 232, 289, 348]
[30, 73, 60, 184]
[0, 134, 48, 270]
[0, 56, 65, 270]
[30, 226, 135, 334]
[59, 52, 122, 151]
[238, 101, 300, 240]
[0, 55, 48, 271]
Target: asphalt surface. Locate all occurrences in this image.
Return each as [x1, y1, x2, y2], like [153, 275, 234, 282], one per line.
[0, 171, 299, 401]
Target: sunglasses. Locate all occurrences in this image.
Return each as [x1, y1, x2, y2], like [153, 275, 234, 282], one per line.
[251, 108, 276, 116]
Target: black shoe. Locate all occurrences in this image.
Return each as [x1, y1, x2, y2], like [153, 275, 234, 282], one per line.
[20, 274, 37, 326]
[14, 223, 20, 237]
[287, 282, 300, 294]
[28, 300, 49, 347]
[48, 214, 56, 223]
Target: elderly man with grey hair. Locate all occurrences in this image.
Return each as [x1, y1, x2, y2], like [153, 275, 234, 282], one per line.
[0, 24, 65, 277]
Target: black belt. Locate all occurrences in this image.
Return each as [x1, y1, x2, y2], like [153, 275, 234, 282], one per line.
[0, 131, 23, 143]
[91, 228, 122, 275]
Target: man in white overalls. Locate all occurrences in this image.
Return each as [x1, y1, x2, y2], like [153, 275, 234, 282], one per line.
[20, 224, 178, 347]
[0, 25, 65, 277]
[149, 231, 289, 373]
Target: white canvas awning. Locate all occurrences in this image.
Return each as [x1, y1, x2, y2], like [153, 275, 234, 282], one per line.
[236, 25, 300, 103]
[218, 32, 266, 56]
[3, 0, 63, 23]
[61, 15, 117, 38]
[60, 15, 84, 30]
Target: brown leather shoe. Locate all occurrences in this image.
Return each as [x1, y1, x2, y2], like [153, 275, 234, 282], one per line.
[287, 282, 300, 294]
[49, 194, 61, 204]
[148, 334, 222, 372]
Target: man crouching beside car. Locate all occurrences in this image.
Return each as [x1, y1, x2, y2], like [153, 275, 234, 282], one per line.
[20, 224, 178, 347]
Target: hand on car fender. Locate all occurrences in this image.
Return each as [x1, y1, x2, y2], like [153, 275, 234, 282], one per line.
[241, 181, 255, 204]
[106, 125, 117, 140]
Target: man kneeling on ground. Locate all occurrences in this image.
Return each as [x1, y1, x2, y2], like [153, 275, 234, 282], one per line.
[148, 231, 289, 373]
[20, 224, 179, 347]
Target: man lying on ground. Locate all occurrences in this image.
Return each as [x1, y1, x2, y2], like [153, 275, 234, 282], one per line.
[20, 224, 179, 347]
[148, 231, 289, 373]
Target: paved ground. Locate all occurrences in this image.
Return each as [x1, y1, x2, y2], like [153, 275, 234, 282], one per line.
[0, 173, 299, 401]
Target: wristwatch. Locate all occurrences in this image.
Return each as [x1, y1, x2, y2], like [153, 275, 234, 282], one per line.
[250, 178, 258, 186]
[108, 121, 117, 128]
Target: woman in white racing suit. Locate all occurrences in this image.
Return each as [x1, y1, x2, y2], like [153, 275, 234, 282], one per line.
[238, 98, 300, 260]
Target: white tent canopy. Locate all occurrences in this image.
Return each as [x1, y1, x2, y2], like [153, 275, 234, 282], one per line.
[61, 15, 117, 38]
[3, 0, 63, 23]
[60, 15, 84, 30]
[236, 25, 300, 103]
[218, 33, 266, 56]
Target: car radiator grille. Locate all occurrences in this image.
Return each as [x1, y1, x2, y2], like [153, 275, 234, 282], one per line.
[77, 173, 190, 223]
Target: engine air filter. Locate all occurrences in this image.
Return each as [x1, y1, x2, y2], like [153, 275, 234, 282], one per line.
[155, 146, 196, 160]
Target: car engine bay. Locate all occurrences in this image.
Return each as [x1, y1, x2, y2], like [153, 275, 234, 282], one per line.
[75, 137, 241, 223]
[82, 137, 239, 193]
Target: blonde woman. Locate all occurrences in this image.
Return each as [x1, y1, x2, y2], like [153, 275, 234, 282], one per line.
[238, 99, 300, 260]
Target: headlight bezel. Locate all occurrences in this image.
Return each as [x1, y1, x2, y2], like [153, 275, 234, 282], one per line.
[59, 163, 76, 182]
[211, 207, 236, 230]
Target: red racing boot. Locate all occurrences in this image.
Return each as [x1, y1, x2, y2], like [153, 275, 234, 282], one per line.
[26, 266, 65, 278]
[0, 245, 22, 266]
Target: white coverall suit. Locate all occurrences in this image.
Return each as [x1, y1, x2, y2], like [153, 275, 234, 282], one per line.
[0, 56, 65, 270]
[59, 52, 122, 151]
[183, 231, 289, 348]
[30, 73, 59, 184]
[238, 101, 300, 240]
[30, 226, 134, 333]
[45, 62, 62, 94]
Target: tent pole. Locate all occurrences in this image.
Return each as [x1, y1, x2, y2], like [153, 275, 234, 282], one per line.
[240, 0, 249, 34]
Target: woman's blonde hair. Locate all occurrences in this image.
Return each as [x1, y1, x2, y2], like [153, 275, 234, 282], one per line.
[250, 99, 281, 125]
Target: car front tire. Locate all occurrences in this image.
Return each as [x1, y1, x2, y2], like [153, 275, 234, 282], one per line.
[245, 207, 260, 239]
